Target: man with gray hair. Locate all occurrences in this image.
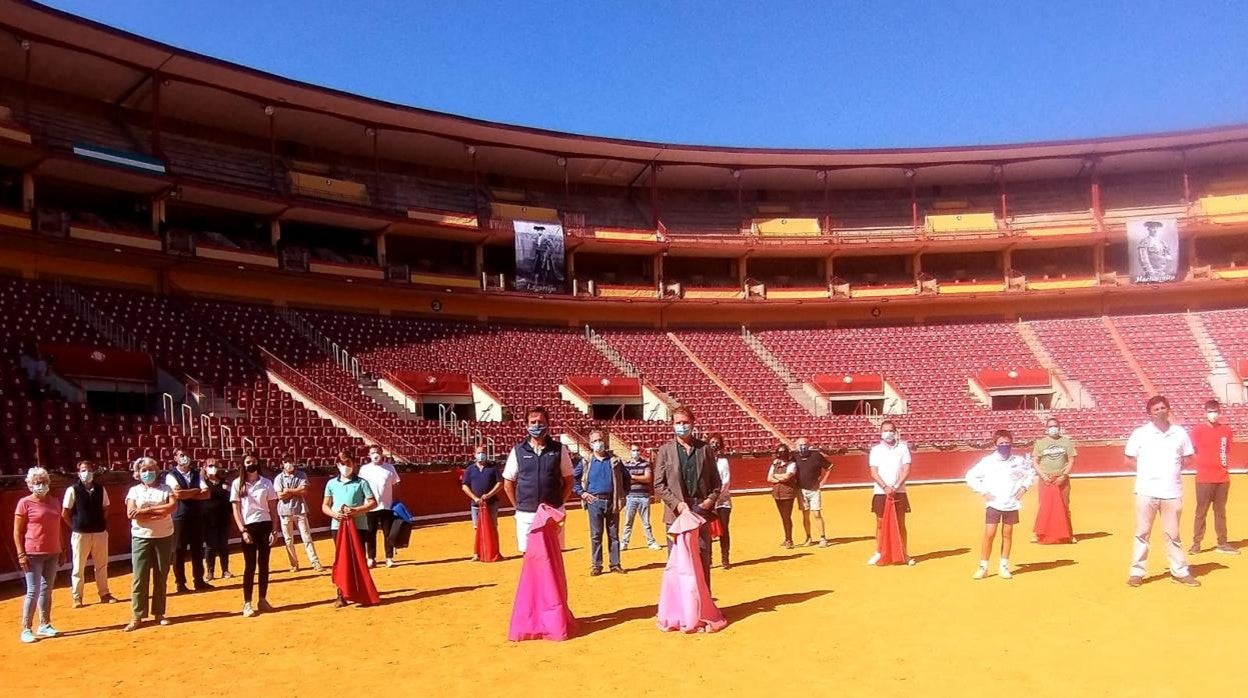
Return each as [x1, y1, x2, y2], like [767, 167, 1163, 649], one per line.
[572, 428, 630, 575]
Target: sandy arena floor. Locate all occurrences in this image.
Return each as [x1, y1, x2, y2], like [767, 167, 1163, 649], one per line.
[2, 476, 1244, 697]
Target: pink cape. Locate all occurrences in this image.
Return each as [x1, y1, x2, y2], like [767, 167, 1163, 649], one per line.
[875, 493, 907, 565]
[1033, 480, 1074, 544]
[656, 510, 727, 633]
[508, 504, 576, 641]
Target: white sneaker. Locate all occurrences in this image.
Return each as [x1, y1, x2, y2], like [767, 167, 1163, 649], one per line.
[999, 565, 1013, 580]
[906, 558, 916, 566]
[366, 558, 375, 569]
[866, 552, 881, 565]
[972, 566, 988, 580]
[647, 542, 662, 550]
[385, 559, 395, 569]
[241, 602, 256, 618]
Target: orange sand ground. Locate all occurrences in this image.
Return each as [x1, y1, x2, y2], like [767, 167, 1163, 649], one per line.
[3, 476, 1244, 697]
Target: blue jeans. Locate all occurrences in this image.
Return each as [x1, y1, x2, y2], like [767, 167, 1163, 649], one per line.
[22, 553, 58, 630]
[586, 498, 621, 570]
[470, 499, 499, 528]
[622, 495, 656, 547]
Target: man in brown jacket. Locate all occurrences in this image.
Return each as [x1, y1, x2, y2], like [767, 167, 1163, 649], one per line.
[653, 406, 722, 588]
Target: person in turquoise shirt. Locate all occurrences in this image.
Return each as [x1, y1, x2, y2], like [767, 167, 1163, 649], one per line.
[322, 451, 376, 607]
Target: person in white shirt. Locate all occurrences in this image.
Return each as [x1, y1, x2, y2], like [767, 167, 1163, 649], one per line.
[230, 454, 279, 617]
[708, 434, 732, 571]
[867, 421, 914, 566]
[359, 445, 401, 568]
[1124, 396, 1200, 588]
[124, 457, 177, 632]
[965, 429, 1035, 580]
[60, 459, 116, 607]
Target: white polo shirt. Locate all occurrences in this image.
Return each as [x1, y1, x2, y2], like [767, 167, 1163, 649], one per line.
[230, 476, 278, 524]
[1125, 421, 1193, 499]
[868, 441, 912, 495]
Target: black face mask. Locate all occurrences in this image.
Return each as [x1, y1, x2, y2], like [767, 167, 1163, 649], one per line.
[245, 464, 259, 473]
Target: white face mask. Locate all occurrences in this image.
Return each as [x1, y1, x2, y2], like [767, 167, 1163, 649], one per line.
[881, 431, 895, 443]
[30, 483, 49, 496]
[370, 453, 382, 463]
[591, 440, 605, 453]
[338, 465, 352, 478]
[1047, 426, 1060, 438]
[205, 466, 218, 477]
[78, 470, 93, 484]
[177, 456, 190, 467]
[1207, 411, 1220, 423]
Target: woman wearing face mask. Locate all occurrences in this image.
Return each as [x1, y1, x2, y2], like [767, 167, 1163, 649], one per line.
[14, 466, 64, 643]
[231, 454, 279, 617]
[201, 458, 233, 582]
[124, 457, 178, 632]
[461, 445, 502, 560]
[767, 445, 799, 549]
[323, 451, 377, 607]
[708, 434, 733, 570]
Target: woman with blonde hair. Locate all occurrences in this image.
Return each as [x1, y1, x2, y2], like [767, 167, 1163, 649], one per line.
[13, 466, 64, 643]
[124, 457, 177, 632]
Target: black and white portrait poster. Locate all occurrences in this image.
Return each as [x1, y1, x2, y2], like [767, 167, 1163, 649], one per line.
[1128, 218, 1179, 283]
[513, 220, 565, 293]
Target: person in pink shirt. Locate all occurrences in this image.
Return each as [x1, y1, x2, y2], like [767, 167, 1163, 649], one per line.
[13, 466, 65, 644]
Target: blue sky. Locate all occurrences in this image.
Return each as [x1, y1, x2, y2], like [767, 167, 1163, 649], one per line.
[43, 0, 1248, 149]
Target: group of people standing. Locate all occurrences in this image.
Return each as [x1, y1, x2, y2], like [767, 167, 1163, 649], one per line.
[11, 444, 403, 642]
[11, 395, 1240, 643]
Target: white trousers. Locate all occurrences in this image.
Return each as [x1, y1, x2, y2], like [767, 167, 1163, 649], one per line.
[280, 514, 321, 568]
[514, 507, 566, 553]
[70, 531, 111, 601]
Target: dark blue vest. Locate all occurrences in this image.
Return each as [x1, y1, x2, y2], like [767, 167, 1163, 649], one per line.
[167, 467, 204, 520]
[70, 481, 107, 533]
[511, 439, 565, 513]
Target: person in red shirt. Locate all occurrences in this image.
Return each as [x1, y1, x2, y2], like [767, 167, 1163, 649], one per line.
[1188, 399, 1238, 555]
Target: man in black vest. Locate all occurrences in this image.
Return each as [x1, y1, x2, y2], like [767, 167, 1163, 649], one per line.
[166, 448, 211, 593]
[502, 406, 573, 554]
[60, 459, 116, 607]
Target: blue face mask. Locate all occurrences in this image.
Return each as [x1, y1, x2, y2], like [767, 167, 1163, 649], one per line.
[996, 444, 1012, 459]
[527, 423, 547, 438]
[140, 470, 158, 485]
[474, 452, 486, 462]
[673, 423, 691, 437]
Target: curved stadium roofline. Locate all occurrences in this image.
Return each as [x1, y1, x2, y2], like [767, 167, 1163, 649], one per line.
[4, 0, 1248, 178]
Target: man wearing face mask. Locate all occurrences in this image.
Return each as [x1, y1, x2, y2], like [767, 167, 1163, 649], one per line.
[359, 445, 401, 569]
[653, 406, 722, 588]
[1031, 417, 1078, 544]
[1188, 399, 1237, 556]
[61, 460, 115, 608]
[966, 430, 1035, 580]
[621, 443, 661, 551]
[503, 406, 574, 554]
[461, 444, 503, 558]
[275, 454, 323, 573]
[867, 422, 913, 565]
[165, 448, 210, 594]
[572, 429, 631, 575]
[1125, 395, 1199, 587]
[793, 437, 832, 548]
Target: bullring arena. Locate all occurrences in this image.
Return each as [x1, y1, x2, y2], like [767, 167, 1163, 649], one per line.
[1, 3, 1246, 697]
